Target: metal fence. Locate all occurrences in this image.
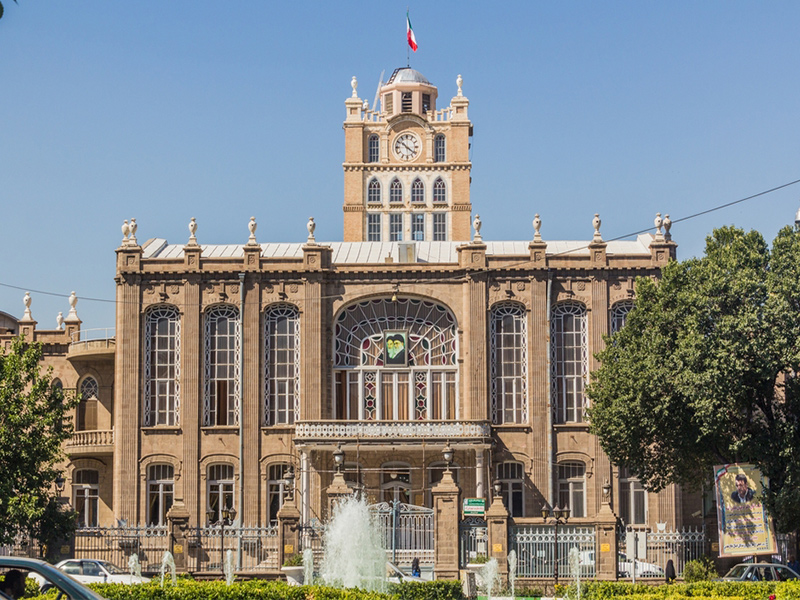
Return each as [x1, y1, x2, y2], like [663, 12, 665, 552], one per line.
[188, 524, 279, 572]
[459, 517, 488, 567]
[73, 526, 169, 573]
[511, 525, 596, 578]
[370, 502, 434, 566]
[618, 525, 706, 578]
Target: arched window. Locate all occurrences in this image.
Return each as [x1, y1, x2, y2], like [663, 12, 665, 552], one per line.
[207, 464, 235, 523]
[496, 461, 524, 517]
[204, 305, 240, 426]
[618, 466, 646, 525]
[558, 461, 586, 518]
[147, 464, 174, 526]
[144, 306, 180, 427]
[381, 462, 411, 504]
[333, 298, 458, 422]
[411, 178, 424, 204]
[74, 469, 99, 528]
[390, 178, 403, 204]
[610, 300, 635, 334]
[551, 302, 587, 423]
[491, 304, 528, 424]
[77, 376, 99, 431]
[267, 463, 292, 524]
[433, 178, 446, 204]
[434, 135, 446, 162]
[368, 134, 380, 163]
[368, 178, 381, 204]
[264, 305, 300, 425]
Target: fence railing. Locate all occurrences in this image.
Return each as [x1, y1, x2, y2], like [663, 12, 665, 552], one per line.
[370, 502, 434, 566]
[618, 525, 706, 578]
[73, 526, 169, 573]
[511, 525, 596, 578]
[459, 517, 488, 567]
[188, 524, 279, 572]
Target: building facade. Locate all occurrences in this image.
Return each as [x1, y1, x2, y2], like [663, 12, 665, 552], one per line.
[2, 68, 696, 573]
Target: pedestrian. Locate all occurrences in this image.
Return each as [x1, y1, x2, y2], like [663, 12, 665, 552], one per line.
[788, 555, 800, 574]
[665, 560, 676, 584]
[411, 557, 421, 578]
[0, 570, 26, 600]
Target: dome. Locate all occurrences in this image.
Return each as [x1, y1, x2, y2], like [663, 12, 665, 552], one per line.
[386, 67, 431, 86]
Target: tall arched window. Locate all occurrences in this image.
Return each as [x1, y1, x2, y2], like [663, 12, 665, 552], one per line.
[267, 463, 292, 524]
[368, 178, 381, 204]
[144, 306, 180, 427]
[558, 461, 586, 518]
[368, 134, 380, 163]
[333, 298, 458, 422]
[411, 178, 424, 203]
[381, 462, 411, 503]
[433, 178, 446, 204]
[73, 469, 99, 528]
[264, 305, 300, 425]
[618, 466, 646, 525]
[496, 461, 524, 517]
[551, 302, 587, 423]
[390, 178, 403, 204]
[204, 305, 240, 426]
[610, 300, 635, 334]
[491, 303, 528, 424]
[207, 464, 235, 523]
[147, 464, 174, 526]
[434, 135, 446, 162]
[77, 376, 99, 431]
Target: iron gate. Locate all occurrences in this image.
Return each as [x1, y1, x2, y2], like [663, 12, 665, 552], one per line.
[459, 516, 488, 567]
[369, 502, 434, 566]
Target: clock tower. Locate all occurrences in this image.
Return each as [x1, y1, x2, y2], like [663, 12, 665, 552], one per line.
[343, 68, 473, 242]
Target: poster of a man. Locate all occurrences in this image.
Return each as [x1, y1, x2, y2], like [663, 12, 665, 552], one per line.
[730, 473, 756, 504]
[384, 331, 408, 367]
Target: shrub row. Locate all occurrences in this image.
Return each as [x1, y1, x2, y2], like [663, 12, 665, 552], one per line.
[568, 580, 800, 600]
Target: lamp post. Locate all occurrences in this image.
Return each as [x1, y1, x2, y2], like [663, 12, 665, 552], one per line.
[541, 502, 570, 586]
[284, 467, 295, 501]
[55, 475, 65, 495]
[333, 443, 345, 474]
[207, 504, 237, 575]
[442, 442, 454, 472]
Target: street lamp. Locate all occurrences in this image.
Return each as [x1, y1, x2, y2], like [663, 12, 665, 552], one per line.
[284, 467, 295, 501]
[207, 504, 237, 575]
[333, 443, 345, 473]
[542, 502, 570, 586]
[442, 442, 454, 472]
[55, 475, 65, 494]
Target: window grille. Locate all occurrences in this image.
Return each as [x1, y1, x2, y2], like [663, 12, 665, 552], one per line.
[491, 303, 528, 424]
[434, 135, 446, 162]
[264, 305, 300, 425]
[204, 305, 240, 426]
[551, 302, 587, 423]
[144, 306, 180, 427]
[433, 178, 446, 204]
[390, 178, 403, 204]
[368, 178, 381, 204]
[368, 134, 380, 163]
[610, 300, 635, 334]
[411, 178, 424, 203]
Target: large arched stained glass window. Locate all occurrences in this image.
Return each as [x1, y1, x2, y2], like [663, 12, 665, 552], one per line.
[333, 298, 458, 421]
[144, 306, 180, 427]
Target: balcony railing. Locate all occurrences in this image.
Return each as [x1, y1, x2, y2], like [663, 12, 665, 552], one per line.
[295, 420, 491, 440]
[66, 429, 114, 449]
[68, 328, 115, 356]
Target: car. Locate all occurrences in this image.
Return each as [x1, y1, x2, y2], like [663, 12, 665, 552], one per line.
[577, 550, 664, 578]
[717, 563, 800, 582]
[44, 559, 150, 586]
[0, 556, 106, 600]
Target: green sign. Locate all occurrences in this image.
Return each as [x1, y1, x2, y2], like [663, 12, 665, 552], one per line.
[463, 498, 486, 516]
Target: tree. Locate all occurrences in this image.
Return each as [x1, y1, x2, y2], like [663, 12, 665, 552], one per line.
[587, 225, 800, 533]
[0, 336, 77, 547]
[0, 1, 17, 20]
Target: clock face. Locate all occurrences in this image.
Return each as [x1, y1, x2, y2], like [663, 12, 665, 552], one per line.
[393, 133, 420, 161]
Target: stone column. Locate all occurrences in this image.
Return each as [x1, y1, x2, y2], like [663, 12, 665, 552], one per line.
[595, 482, 619, 580]
[167, 503, 191, 573]
[180, 275, 201, 519]
[326, 471, 352, 518]
[475, 449, 485, 502]
[431, 469, 460, 580]
[277, 497, 301, 566]
[486, 493, 509, 583]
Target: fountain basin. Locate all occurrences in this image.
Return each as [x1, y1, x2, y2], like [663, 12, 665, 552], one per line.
[281, 565, 304, 586]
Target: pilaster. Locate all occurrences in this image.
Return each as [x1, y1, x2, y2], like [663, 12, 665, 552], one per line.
[241, 274, 261, 524]
[486, 495, 510, 582]
[181, 276, 201, 513]
[431, 469, 460, 580]
[302, 271, 326, 421]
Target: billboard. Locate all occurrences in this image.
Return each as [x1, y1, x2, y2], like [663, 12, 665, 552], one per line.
[713, 463, 777, 557]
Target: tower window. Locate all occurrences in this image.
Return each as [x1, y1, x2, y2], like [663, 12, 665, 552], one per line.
[367, 213, 381, 241]
[368, 179, 381, 204]
[433, 213, 447, 241]
[390, 178, 403, 204]
[412, 213, 425, 241]
[368, 135, 380, 163]
[401, 92, 412, 113]
[422, 94, 431, 114]
[384, 94, 393, 114]
[434, 135, 446, 162]
[411, 178, 424, 204]
[433, 178, 447, 204]
[390, 214, 403, 241]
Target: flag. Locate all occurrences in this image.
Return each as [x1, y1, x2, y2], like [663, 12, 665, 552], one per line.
[407, 12, 418, 52]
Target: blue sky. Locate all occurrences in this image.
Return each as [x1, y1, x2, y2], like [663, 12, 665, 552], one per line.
[2, 2, 799, 328]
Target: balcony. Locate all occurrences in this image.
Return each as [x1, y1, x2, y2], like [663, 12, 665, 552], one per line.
[65, 429, 114, 456]
[68, 328, 115, 361]
[294, 420, 491, 444]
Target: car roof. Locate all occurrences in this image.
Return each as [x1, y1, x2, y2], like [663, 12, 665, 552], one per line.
[0, 556, 107, 600]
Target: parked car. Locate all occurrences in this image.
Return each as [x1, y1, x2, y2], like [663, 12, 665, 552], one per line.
[0, 556, 106, 600]
[617, 552, 665, 578]
[28, 559, 150, 589]
[717, 563, 800, 582]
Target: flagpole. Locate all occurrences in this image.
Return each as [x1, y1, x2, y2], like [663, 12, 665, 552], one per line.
[407, 7, 410, 66]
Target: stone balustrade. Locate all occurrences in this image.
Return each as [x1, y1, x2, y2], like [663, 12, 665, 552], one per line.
[294, 420, 491, 440]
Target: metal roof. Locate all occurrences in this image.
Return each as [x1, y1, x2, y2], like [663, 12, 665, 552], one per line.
[386, 67, 432, 86]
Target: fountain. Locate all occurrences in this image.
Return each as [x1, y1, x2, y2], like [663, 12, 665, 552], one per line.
[302, 547, 314, 585]
[224, 549, 235, 585]
[319, 495, 387, 591]
[507, 550, 517, 599]
[160, 551, 176, 587]
[127, 554, 142, 579]
[569, 547, 581, 600]
[480, 558, 499, 600]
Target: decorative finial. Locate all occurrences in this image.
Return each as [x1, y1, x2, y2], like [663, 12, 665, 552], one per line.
[56, 312, 64, 330]
[188, 217, 198, 245]
[663, 214, 672, 241]
[23, 292, 32, 320]
[68, 291, 79, 320]
[362, 99, 369, 111]
[592, 213, 602, 241]
[456, 74, 463, 96]
[121, 219, 130, 245]
[654, 213, 664, 241]
[473, 214, 482, 241]
[351, 76, 358, 98]
[307, 217, 316, 244]
[129, 218, 138, 245]
[248, 216, 258, 245]
[533, 214, 542, 242]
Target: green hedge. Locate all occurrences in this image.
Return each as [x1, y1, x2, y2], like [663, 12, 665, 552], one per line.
[26, 578, 464, 600]
[569, 580, 800, 600]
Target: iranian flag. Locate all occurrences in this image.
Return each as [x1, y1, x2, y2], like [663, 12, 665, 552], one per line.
[407, 12, 418, 52]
